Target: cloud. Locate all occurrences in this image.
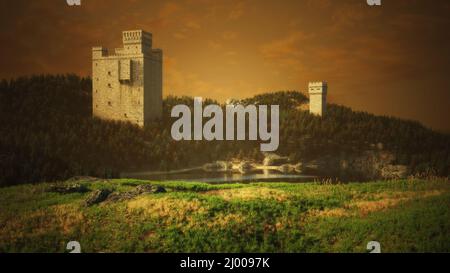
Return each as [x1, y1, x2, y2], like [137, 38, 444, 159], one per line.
[260, 31, 308, 61]
[306, 0, 332, 9]
[207, 40, 223, 51]
[158, 2, 181, 18]
[222, 31, 238, 40]
[173, 32, 187, 39]
[164, 56, 231, 100]
[228, 1, 245, 20]
[185, 19, 201, 29]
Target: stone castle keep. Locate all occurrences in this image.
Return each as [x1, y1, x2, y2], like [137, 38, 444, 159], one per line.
[308, 81, 327, 116]
[92, 30, 162, 127]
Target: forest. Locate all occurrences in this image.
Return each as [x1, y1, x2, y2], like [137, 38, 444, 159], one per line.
[0, 74, 448, 186]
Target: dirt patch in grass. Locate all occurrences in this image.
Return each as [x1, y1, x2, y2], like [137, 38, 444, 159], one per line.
[309, 190, 447, 218]
[352, 190, 445, 216]
[0, 204, 83, 246]
[204, 187, 290, 201]
[308, 208, 350, 218]
[140, 230, 158, 241]
[206, 212, 246, 228]
[128, 196, 250, 231]
[52, 204, 84, 234]
[127, 196, 206, 221]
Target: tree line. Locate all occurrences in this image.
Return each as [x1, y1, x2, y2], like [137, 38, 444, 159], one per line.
[0, 75, 448, 186]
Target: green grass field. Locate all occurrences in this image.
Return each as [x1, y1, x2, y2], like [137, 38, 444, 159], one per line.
[0, 178, 449, 253]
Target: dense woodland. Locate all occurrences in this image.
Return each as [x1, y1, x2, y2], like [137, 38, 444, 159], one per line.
[0, 75, 449, 186]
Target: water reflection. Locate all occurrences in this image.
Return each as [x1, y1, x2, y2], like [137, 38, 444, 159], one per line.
[121, 169, 316, 183]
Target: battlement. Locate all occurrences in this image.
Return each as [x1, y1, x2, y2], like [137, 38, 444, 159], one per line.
[308, 82, 327, 88]
[308, 81, 327, 95]
[93, 30, 157, 59]
[92, 47, 108, 59]
[122, 30, 152, 47]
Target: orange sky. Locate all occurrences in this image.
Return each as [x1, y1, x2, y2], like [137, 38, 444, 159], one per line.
[0, 0, 449, 132]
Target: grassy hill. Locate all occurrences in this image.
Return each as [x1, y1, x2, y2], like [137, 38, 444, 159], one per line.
[1, 178, 449, 252]
[0, 74, 449, 186]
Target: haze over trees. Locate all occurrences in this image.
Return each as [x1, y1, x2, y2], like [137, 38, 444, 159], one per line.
[0, 75, 448, 186]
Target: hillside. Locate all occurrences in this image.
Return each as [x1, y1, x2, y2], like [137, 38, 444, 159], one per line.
[0, 75, 449, 186]
[0, 178, 449, 252]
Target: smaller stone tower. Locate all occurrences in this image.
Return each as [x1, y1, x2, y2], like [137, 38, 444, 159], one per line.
[308, 82, 327, 116]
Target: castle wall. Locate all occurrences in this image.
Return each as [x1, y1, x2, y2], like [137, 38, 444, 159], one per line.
[309, 94, 326, 116]
[143, 49, 162, 125]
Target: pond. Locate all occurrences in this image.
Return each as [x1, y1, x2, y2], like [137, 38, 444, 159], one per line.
[121, 169, 317, 184]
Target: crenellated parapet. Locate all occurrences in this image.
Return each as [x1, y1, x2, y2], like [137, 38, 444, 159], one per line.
[92, 47, 108, 59]
[308, 81, 328, 94]
[122, 30, 152, 46]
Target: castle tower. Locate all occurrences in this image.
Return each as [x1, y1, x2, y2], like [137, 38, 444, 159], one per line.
[92, 30, 162, 127]
[308, 82, 327, 116]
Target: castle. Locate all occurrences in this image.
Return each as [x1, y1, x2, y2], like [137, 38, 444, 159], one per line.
[308, 82, 327, 116]
[92, 30, 162, 127]
[91, 30, 325, 124]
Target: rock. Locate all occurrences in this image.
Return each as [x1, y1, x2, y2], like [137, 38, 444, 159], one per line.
[237, 161, 254, 174]
[376, 143, 384, 150]
[276, 163, 303, 173]
[381, 165, 409, 179]
[84, 189, 112, 206]
[106, 184, 166, 203]
[304, 160, 320, 171]
[203, 161, 231, 172]
[66, 176, 101, 182]
[106, 191, 135, 202]
[150, 185, 166, 194]
[48, 183, 89, 194]
[294, 163, 303, 173]
[263, 154, 289, 166]
[134, 184, 154, 194]
[134, 184, 166, 194]
[278, 164, 292, 173]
